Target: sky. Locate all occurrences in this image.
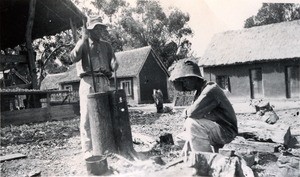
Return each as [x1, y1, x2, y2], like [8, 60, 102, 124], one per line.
[155, 0, 300, 57]
[80, 0, 300, 56]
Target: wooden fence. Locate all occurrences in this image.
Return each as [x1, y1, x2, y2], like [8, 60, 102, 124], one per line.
[1, 90, 80, 127]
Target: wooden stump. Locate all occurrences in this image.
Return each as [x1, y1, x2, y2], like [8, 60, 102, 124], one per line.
[108, 90, 135, 158]
[87, 92, 116, 155]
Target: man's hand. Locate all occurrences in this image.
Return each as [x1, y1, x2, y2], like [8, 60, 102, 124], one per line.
[82, 27, 89, 41]
[111, 57, 119, 71]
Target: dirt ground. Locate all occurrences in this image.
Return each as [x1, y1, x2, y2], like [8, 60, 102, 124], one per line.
[1, 105, 299, 177]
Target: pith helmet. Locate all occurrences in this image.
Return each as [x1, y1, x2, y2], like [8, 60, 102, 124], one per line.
[169, 59, 203, 81]
[86, 16, 107, 30]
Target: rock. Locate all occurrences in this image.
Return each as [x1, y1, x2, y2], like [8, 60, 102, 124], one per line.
[238, 120, 293, 147]
[26, 170, 41, 177]
[210, 155, 255, 177]
[291, 136, 300, 148]
[235, 151, 256, 167]
[224, 136, 282, 152]
[262, 111, 279, 124]
[219, 149, 235, 157]
[253, 100, 272, 112]
[276, 154, 300, 177]
[186, 152, 212, 176]
[150, 156, 165, 165]
[252, 100, 279, 124]
[186, 151, 255, 177]
[132, 132, 158, 148]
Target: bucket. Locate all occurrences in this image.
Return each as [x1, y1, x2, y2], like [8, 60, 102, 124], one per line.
[85, 155, 108, 176]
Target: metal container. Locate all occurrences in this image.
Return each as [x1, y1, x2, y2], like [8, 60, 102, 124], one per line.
[85, 155, 108, 176]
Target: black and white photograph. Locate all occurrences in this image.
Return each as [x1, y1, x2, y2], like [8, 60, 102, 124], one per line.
[0, 0, 300, 176]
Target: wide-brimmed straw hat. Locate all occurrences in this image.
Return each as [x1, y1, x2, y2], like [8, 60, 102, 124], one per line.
[86, 16, 107, 30]
[169, 59, 203, 81]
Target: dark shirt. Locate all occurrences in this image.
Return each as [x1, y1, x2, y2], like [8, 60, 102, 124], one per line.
[71, 38, 115, 78]
[185, 81, 238, 134]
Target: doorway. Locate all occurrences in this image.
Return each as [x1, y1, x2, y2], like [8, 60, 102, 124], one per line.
[249, 68, 263, 99]
[285, 66, 300, 98]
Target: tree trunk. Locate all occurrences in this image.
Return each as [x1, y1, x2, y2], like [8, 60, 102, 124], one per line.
[87, 92, 116, 155]
[108, 90, 136, 158]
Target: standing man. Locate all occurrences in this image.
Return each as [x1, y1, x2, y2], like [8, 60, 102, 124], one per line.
[169, 60, 237, 153]
[152, 89, 164, 113]
[70, 16, 118, 156]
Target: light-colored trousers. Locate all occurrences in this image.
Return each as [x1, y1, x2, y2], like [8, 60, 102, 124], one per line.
[79, 76, 110, 153]
[177, 118, 236, 152]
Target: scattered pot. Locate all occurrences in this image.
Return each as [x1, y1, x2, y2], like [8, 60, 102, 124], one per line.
[85, 155, 108, 176]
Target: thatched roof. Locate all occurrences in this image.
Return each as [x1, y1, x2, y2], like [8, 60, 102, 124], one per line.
[114, 46, 168, 78]
[114, 46, 152, 78]
[199, 20, 300, 67]
[41, 46, 168, 89]
[40, 64, 78, 90]
[0, 0, 85, 50]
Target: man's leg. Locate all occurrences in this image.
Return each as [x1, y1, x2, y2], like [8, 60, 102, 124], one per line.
[79, 78, 93, 153]
[184, 118, 214, 152]
[184, 118, 235, 152]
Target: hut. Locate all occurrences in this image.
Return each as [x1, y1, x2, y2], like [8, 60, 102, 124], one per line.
[41, 46, 170, 104]
[114, 46, 169, 104]
[199, 20, 300, 101]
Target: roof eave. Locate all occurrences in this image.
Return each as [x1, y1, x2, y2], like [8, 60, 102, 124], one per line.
[200, 57, 300, 67]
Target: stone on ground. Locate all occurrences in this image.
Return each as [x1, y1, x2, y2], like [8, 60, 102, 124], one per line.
[238, 120, 293, 147]
[276, 154, 300, 177]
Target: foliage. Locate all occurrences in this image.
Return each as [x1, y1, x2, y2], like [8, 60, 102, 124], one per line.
[244, 3, 300, 28]
[33, 30, 76, 87]
[29, 0, 194, 87]
[126, 1, 192, 67]
[92, 0, 126, 18]
[89, 0, 127, 51]
[160, 41, 178, 68]
[167, 9, 192, 43]
[89, 0, 193, 68]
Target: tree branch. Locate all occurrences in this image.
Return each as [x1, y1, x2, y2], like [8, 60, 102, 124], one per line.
[38, 43, 73, 88]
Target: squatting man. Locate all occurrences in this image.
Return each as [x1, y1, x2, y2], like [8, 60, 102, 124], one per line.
[70, 16, 118, 157]
[169, 59, 238, 153]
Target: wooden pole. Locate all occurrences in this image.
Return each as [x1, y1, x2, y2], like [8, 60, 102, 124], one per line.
[69, 18, 78, 43]
[25, 0, 38, 89]
[82, 18, 97, 93]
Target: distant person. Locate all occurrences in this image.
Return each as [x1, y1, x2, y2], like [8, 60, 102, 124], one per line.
[70, 16, 118, 157]
[169, 59, 237, 152]
[152, 89, 164, 113]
